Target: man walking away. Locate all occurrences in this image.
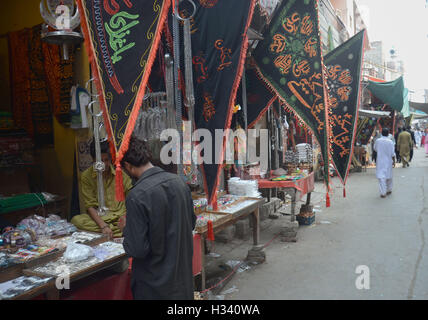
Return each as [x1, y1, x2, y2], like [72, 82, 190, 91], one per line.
[374, 128, 395, 198]
[397, 128, 413, 167]
[406, 126, 416, 162]
[394, 127, 402, 164]
[119, 136, 196, 300]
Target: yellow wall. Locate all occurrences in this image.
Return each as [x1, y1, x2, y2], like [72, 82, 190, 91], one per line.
[0, 1, 90, 218]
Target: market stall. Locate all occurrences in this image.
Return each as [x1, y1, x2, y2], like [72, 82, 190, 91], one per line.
[0, 212, 132, 300]
[192, 193, 264, 291]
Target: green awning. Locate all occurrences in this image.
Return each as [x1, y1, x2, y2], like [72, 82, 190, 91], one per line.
[402, 88, 410, 118]
[367, 76, 406, 114]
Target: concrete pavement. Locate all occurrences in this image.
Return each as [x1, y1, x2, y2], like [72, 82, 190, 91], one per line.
[206, 147, 428, 300]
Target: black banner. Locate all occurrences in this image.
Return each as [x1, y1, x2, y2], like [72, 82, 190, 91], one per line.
[237, 63, 277, 129]
[324, 30, 366, 185]
[77, 0, 169, 154]
[186, 0, 256, 204]
[252, 0, 330, 186]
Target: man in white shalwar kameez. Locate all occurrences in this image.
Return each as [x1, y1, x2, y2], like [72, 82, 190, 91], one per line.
[374, 128, 396, 198]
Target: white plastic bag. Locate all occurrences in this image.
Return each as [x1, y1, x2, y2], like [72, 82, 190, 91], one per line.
[63, 242, 94, 263]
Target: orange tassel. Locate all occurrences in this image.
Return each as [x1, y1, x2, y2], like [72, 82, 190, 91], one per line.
[207, 220, 215, 241]
[326, 192, 331, 208]
[115, 163, 125, 202]
[343, 187, 346, 198]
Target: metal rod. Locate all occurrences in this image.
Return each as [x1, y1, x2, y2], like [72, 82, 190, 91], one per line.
[242, 66, 248, 164]
[173, 5, 184, 178]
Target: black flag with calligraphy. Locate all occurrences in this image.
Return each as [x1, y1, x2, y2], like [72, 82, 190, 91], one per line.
[252, 0, 330, 190]
[186, 0, 256, 205]
[237, 62, 277, 129]
[77, 0, 170, 200]
[324, 29, 366, 188]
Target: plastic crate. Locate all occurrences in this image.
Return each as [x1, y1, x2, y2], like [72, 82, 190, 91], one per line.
[296, 214, 315, 226]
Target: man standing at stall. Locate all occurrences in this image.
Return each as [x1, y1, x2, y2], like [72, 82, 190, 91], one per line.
[397, 127, 413, 167]
[374, 128, 396, 198]
[118, 135, 196, 300]
[71, 140, 132, 239]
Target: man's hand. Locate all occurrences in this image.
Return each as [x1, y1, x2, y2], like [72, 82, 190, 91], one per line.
[118, 216, 126, 233]
[101, 225, 114, 239]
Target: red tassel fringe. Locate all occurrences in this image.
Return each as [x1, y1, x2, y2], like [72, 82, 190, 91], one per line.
[207, 220, 215, 241]
[326, 192, 331, 208]
[343, 187, 346, 198]
[115, 163, 125, 202]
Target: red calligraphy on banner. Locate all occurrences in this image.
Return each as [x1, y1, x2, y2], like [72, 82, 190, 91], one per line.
[203, 92, 216, 122]
[215, 39, 232, 71]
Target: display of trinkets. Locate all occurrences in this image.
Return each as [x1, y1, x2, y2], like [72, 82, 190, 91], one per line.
[0, 252, 17, 269]
[195, 213, 226, 228]
[17, 214, 77, 238]
[219, 199, 260, 214]
[7, 246, 58, 263]
[193, 198, 208, 214]
[30, 241, 125, 278]
[0, 276, 53, 300]
[0, 228, 36, 252]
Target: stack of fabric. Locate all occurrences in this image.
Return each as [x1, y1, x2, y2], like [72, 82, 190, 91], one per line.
[296, 143, 313, 164]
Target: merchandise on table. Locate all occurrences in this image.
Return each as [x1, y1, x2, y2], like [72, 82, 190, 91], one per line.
[0, 276, 53, 300]
[193, 198, 208, 214]
[63, 242, 94, 263]
[227, 178, 261, 198]
[219, 199, 261, 214]
[0, 228, 36, 252]
[35, 231, 103, 250]
[7, 246, 58, 263]
[195, 213, 227, 228]
[31, 241, 125, 277]
[17, 214, 77, 238]
[0, 252, 18, 269]
[295, 143, 313, 164]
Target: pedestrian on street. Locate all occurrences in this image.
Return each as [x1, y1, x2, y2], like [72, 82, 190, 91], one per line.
[415, 129, 422, 148]
[397, 128, 413, 167]
[374, 128, 395, 198]
[394, 127, 402, 164]
[406, 126, 416, 162]
[424, 128, 428, 156]
[119, 135, 196, 300]
[371, 129, 382, 163]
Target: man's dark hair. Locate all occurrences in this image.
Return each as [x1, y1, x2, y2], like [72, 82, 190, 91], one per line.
[121, 135, 152, 167]
[406, 126, 411, 131]
[382, 128, 389, 137]
[90, 139, 110, 159]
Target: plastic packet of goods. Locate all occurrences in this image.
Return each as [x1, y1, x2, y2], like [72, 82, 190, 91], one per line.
[63, 242, 94, 263]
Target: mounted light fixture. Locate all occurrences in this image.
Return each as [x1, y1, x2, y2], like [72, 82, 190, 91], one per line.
[40, 0, 83, 60]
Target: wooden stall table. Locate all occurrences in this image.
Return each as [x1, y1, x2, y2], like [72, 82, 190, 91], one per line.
[194, 197, 265, 291]
[0, 232, 132, 300]
[257, 172, 315, 222]
[21, 251, 128, 300]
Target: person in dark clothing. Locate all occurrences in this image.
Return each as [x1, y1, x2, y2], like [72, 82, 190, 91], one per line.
[394, 128, 402, 163]
[118, 136, 196, 300]
[406, 126, 416, 162]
